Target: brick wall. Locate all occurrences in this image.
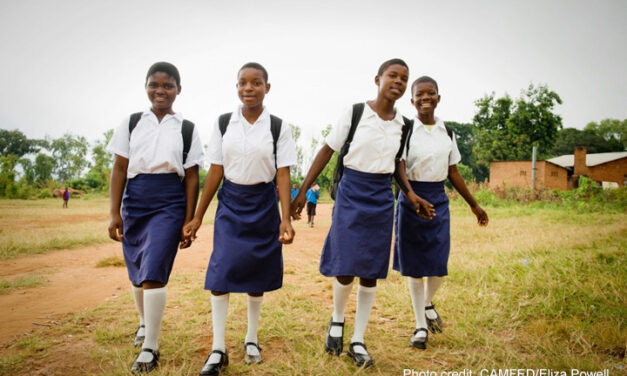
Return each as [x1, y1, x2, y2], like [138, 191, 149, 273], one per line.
[588, 158, 626, 186]
[490, 161, 569, 190]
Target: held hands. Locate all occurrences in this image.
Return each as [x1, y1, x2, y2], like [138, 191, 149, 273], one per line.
[108, 214, 124, 242]
[471, 205, 489, 226]
[180, 217, 202, 249]
[290, 192, 306, 220]
[407, 192, 436, 220]
[278, 220, 295, 244]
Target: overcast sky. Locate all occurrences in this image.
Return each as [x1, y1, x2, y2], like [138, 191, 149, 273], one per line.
[1, 0, 625, 148]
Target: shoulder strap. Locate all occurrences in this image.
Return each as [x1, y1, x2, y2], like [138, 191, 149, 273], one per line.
[128, 112, 143, 136]
[444, 124, 453, 139]
[343, 103, 365, 155]
[218, 113, 233, 136]
[269, 115, 282, 168]
[181, 120, 194, 165]
[396, 117, 413, 161]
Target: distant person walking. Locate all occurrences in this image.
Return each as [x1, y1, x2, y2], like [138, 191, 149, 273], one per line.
[62, 187, 70, 208]
[291, 184, 299, 200]
[306, 183, 319, 227]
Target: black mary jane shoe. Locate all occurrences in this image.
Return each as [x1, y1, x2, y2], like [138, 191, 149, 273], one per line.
[130, 348, 159, 374]
[244, 342, 262, 365]
[410, 328, 429, 349]
[425, 304, 443, 333]
[199, 349, 229, 376]
[133, 324, 145, 347]
[324, 318, 345, 356]
[347, 342, 374, 368]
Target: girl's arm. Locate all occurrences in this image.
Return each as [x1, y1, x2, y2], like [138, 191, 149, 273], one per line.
[108, 155, 128, 241]
[396, 159, 435, 220]
[276, 166, 295, 244]
[181, 164, 224, 241]
[291, 144, 334, 219]
[448, 165, 488, 226]
[179, 165, 199, 249]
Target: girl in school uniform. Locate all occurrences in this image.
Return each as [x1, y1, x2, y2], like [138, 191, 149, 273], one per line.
[292, 58, 421, 368]
[182, 62, 296, 376]
[394, 76, 488, 350]
[107, 62, 204, 373]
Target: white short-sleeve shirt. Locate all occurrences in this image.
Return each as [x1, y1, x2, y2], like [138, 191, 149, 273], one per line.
[325, 103, 404, 174]
[206, 106, 297, 185]
[404, 117, 461, 182]
[106, 110, 205, 179]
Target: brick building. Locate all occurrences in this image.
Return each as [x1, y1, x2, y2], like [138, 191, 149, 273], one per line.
[489, 147, 627, 190]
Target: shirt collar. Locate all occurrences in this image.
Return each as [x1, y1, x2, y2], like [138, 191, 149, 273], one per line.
[414, 116, 445, 130]
[362, 102, 404, 124]
[143, 109, 183, 122]
[236, 105, 269, 125]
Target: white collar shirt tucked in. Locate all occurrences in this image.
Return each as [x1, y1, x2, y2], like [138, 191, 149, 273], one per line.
[404, 117, 461, 182]
[106, 110, 205, 179]
[206, 106, 297, 185]
[325, 103, 404, 174]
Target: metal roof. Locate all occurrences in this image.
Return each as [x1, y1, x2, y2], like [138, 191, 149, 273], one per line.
[546, 152, 627, 168]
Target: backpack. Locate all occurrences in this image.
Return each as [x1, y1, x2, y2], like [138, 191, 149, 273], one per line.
[329, 103, 413, 200]
[128, 112, 195, 164]
[217, 112, 282, 169]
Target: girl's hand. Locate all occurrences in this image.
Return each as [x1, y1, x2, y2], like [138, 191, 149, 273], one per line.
[278, 220, 295, 244]
[407, 192, 436, 220]
[182, 218, 202, 242]
[179, 223, 193, 249]
[290, 192, 306, 220]
[108, 214, 124, 241]
[472, 205, 489, 226]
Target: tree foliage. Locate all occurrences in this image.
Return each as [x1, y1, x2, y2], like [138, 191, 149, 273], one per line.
[584, 118, 626, 150]
[0, 129, 44, 158]
[473, 83, 562, 162]
[550, 128, 623, 156]
[51, 134, 89, 182]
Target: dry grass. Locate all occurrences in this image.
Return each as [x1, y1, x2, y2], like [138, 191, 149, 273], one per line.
[95, 256, 125, 268]
[0, 201, 625, 375]
[0, 272, 48, 295]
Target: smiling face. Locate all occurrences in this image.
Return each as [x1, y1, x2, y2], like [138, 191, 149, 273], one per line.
[411, 81, 440, 118]
[145, 72, 180, 113]
[237, 67, 270, 109]
[375, 64, 409, 101]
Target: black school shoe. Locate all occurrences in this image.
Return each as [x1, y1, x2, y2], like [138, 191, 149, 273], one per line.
[425, 304, 443, 333]
[410, 328, 428, 349]
[133, 325, 145, 347]
[324, 318, 345, 355]
[199, 349, 229, 376]
[347, 342, 374, 368]
[130, 348, 159, 374]
[244, 342, 262, 364]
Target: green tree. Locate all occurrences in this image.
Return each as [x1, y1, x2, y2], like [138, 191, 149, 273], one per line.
[550, 128, 623, 156]
[584, 118, 626, 150]
[317, 125, 335, 190]
[289, 124, 305, 184]
[51, 134, 89, 182]
[0, 155, 18, 197]
[445, 121, 489, 181]
[85, 129, 114, 190]
[33, 153, 55, 184]
[0, 129, 44, 158]
[473, 83, 562, 162]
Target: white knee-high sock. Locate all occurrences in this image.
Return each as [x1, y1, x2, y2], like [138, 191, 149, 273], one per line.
[131, 285, 145, 336]
[136, 287, 166, 362]
[351, 285, 376, 354]
[208, 294, 230, 364]
[330, 278, 353, 337]
[245, 295, 263, 356]
[425, 276, 444, 320]
[408, 278, 427, 338]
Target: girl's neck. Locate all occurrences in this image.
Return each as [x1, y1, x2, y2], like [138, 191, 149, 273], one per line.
[241, 105, 264, 125]
[418, 113, 436, 125]
[151, 108, 174, 122]
[367, 96, 396, 121]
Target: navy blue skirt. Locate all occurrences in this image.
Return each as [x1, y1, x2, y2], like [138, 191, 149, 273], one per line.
[204, 179, 282, 293]
[320, 168, 394, 279]
[122, 173, 186, 285]
[393, 181, 450, 277]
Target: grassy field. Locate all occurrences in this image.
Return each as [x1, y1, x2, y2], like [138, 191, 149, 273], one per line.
[0, 199, 625, 375]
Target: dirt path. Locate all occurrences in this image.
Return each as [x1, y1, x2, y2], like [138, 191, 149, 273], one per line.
[0, 204, 333, 346]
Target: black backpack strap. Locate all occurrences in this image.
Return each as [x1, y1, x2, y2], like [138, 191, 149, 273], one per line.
[218, 113, 233, 136]
[444, 124, 453, 139]
[393, 117, 413, 195]
[128, 112, 143, 136]
[270, 115, 282, 169]
[344, 103, 365, 154]
[181, 120, 194, 165]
